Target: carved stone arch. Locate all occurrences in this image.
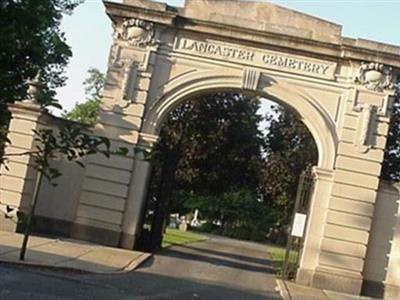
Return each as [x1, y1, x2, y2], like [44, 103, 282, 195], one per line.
[142, 69, 338, 170]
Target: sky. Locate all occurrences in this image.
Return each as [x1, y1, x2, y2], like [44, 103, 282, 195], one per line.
[56, 0, 400, 114]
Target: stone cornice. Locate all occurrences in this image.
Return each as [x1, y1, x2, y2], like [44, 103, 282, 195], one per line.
[104, 1, 400, 69]
[9, 102, 90, 130]
[8, 102, 43, 117]
[104, 1, 177, 26]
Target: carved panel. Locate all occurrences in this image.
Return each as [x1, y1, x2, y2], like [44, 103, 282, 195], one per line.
[355, 62, 395, 92]
[354, 104, 377, 153]
[349, 88, 393, 117]
[242, 68, 260, 91]
[120, 60, 138, 102]
[346, 88, 391, 153]
[108, 44, 123, 68]
[114, 18, 155, 48]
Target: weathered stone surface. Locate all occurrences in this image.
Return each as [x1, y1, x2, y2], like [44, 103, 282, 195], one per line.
[183, 0, 342, 44]
[2, 0, 400, 296]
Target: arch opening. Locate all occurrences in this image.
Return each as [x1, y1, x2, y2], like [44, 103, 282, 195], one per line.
[142, 71, 337, 171]
[136, 88, 320, 281]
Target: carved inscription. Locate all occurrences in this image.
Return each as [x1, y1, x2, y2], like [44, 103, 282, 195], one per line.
[262, 55, 330, 75]
[180, 38, 255, 62]
[175, 38, 336, 80]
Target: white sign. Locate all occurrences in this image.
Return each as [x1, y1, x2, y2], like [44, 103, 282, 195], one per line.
[291, 213, 307, 238]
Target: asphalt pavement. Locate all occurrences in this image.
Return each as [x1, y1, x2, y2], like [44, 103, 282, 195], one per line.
[0, 236, 281, 299]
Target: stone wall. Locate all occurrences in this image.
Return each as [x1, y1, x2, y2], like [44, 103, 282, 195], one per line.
[362, 181, 400, 299]
[0, 103, 86, 237]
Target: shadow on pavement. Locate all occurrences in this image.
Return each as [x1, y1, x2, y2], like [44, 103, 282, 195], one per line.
[0, 263, 280, 299]
[151, 245, 276, 274]
[179, 243, 275, 268]
[94, 268, 279, 300]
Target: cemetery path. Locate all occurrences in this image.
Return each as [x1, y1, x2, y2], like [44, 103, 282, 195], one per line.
[134, 236, 281, 299]
[0, 236, 281, 299]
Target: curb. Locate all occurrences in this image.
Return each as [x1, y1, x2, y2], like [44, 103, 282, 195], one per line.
[0, 259, 91, 274]
[276, 279, 292, 300]
[121, 252, 152, 272]
[0, 252, 153, 275]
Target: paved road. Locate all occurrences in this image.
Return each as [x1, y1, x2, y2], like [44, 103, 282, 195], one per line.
[0, 237, 281, 299]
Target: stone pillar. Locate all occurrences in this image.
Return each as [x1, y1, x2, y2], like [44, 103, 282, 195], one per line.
[120, 133, 157, 249]
[384, 184, 400, 299]
[310, 88, 393, 295]
[297, 167, 333, 285]
[0, 82, 44, 231]
[70, 17, 158, 246]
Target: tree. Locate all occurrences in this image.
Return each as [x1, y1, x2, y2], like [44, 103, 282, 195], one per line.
[0, 0, 82, 164]
[0, 1, 129, 258]
[145, 93, 266, 248]
[63, 68, 106, 125]
[184, 188, 270, 241]
[382, 89, 400, 182]
[0, 0, 81, 106]
[260, 105, 318, 244]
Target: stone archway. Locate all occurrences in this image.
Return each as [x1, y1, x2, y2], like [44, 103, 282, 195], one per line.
[141, 69, 338, 169]
[137, 70, 337, 278]
[34, 0, 400, 295]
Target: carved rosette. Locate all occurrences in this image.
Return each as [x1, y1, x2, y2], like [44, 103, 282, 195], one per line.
[114, 18, 154, 47]
[355, 62, 394, 92]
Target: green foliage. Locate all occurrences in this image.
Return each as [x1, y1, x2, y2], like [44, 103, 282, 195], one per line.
[0, 0, 82, 165]
[260, 105, 318, 243]
[63, 68, 106, 125]
[267, 244, 297, 275]
[83, 68, 106, 100]
[3, 124, 128, 184]
[185, 188, 266, 237]
[145, 92, 265, 248]
[188, 188, 273, 242]
[151, 92, 265, 197]
[63, 99, 101, 126]
[0, 0, 82, 106]
[382, 89, 400, 182]
[146, 93, 318, 245]
[0, 105, 10, 165]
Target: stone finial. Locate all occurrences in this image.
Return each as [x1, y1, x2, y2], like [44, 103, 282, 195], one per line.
[113, 18, 155, 47]
[355, 62, 394, 92]
[25, 73, 43, 103]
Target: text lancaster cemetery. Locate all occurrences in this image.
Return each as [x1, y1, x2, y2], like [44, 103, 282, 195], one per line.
[175, 37, 336, 79]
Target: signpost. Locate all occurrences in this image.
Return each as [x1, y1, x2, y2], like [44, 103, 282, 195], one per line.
[281, 167, 314, 280]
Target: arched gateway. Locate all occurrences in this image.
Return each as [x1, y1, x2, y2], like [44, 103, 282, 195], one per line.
[87, 0, 399, 294]
[2, 0, 400, 297]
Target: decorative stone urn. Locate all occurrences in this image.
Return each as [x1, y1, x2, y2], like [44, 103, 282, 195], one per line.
[355, 62, 394, 91]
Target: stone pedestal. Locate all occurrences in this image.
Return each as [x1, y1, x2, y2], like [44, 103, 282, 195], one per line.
[0, 102, 43, 231]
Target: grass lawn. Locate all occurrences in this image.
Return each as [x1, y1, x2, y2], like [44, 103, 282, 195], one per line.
[162, 228, 208, 248]
[161, 229, 296, 276]
[266, 244, 298, 275]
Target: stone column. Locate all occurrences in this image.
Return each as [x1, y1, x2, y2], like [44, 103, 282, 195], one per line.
[310, 87, 394, 295]
[120, 133, 158, 249]
[297, 167, 334, 285]
[70, 16, 159, 247]
[384, 184, 400, 299]
[0, 81, 44, 231]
